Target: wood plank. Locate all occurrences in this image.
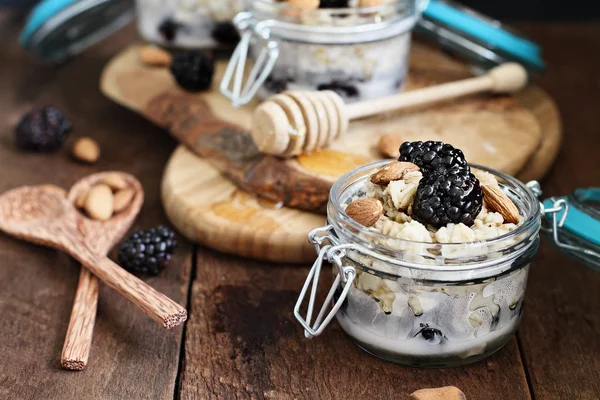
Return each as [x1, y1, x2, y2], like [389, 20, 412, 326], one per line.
[180, 248, 531, 400]
[514, 22, 600, 400]
[0, 20, 190, 399]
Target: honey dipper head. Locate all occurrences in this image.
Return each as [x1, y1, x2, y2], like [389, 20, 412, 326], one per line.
[251, 90, 348, 158]
[251, 101, 291, 155]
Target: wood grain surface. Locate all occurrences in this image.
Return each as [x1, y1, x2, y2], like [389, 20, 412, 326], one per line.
[0, 14, 598, 400]
[0, 19, 191, 400]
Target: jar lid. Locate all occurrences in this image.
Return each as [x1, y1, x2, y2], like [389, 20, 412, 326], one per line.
[542, 188, 600, 271]
[20, 0, 134, 63]
[417, 0, 545, 72]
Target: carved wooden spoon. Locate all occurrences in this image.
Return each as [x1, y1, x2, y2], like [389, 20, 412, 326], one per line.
[0, 185, 187, 329]
[61, 172, 144, 370]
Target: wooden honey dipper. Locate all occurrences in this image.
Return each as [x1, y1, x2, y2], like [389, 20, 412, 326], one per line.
[251, 63, 528, 158]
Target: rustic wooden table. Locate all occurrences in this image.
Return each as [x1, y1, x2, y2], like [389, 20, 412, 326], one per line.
[0, 14, 599, 400]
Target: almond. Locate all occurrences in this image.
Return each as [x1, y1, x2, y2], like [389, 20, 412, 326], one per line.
[139, 45, 173, 67]
[100, 173, 128, 191]
[377, 134, 403, 159]
[345, 198, 383, 227]
[113, 188, 135, 213]
[72, 137, 100, 164]
[370, 161, 420, 185]
[84, 184, 114, 221]
[482, 184, 520, 224]
[410, 386, 466, 400]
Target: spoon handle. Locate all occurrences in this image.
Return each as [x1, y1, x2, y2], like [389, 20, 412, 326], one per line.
[75, 249, 187, 328]
[61, 268, 98, 370]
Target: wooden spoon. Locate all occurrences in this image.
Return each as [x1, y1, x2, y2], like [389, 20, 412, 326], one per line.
[252, 63, 528, 157]
[0, 185, 186, 329]
[61, 172, 144, 371]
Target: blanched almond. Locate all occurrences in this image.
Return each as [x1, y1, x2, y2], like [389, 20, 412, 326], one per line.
[482, 184, 520, 224]
[113, 188, 135, 213]
[345, 198, 383, 227]
[139, 45, 173, 67]
[288, 0, 319, 8]
[100, 173, 128, 191]
[377, 134, 403, 159]
[72, 137, 100, 164]
[84, 184, 113, 221]
[370, 161, 420, 185]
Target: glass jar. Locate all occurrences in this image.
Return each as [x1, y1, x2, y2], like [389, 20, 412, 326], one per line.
[294, 161, 542, 367]
[221, 0, 423, 106]
[136, 0, 249, 49]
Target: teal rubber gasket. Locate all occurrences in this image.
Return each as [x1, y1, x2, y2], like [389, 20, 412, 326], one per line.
[543, 197, 600, 246]
[423, 0, 545, 70]
[19, 0, 77, 48]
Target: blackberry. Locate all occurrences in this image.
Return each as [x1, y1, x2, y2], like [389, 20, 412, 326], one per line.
[117, 226, 177, 276]
[264, 76, 294, 94]
[15, 106, 71, 152]
[399, 141, 468, 175]
[211, 22, 240, 45]
[158, 19, 179, 42]
[319, 0, 349, 7]
[170, 51, 215, 92]
[317, 81, 359, 99]
[412, 167, 483, 228]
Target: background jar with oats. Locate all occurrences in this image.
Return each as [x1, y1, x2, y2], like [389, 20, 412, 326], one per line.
[221, 0, 422, 106]
[136, 0, 249, 49]
[295, 161, 542, 368]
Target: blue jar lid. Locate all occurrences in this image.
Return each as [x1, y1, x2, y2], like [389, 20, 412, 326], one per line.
[20, 0, 134, 63]
[418, 0, 545, 72]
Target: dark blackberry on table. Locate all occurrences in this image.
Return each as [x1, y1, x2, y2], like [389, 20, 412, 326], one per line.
[399, 141, 468, 175]
[170, 51, 215, 92]
[412, 167, 483, 228]
[15, 106, 71, 152]
[118, 226, 177, 276]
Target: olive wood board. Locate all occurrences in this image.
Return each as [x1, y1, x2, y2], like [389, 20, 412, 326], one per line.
[101, 43, 562, 263]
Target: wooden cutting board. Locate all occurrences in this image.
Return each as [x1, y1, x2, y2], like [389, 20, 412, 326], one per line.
[101, 43, 561, 263]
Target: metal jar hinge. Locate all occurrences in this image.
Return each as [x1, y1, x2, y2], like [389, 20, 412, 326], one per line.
[220, 12, 279, 107]
[294, 226, 358, 339]
[531, 181, 600, 262]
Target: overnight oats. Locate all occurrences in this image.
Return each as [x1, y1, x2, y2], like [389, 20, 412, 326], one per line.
[295, 141, 542, 367]
[136, 0, 248, 48]
[221, 0, 420, 105]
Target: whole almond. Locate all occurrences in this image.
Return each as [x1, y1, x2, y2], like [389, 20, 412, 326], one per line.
[72, 137, 100, 164]
[100, 173, 128, 191]
[377, 134, 403, 159]
[370, 161, 420, 185]
[482, 185, 520, 224]
[84, 184, 114, 221]
[345, 198, 383, 227]
[113, 188, 135, 213]
[410, 386, 466, 400]
[139, 45, 173, 67]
